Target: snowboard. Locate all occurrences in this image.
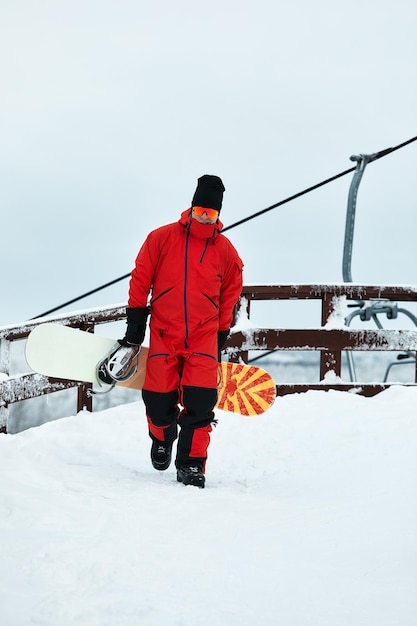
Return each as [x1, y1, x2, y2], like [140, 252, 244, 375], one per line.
[26, 323, 276, 416]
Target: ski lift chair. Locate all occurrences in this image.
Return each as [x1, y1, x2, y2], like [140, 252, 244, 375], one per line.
[344, 299, 417, 382]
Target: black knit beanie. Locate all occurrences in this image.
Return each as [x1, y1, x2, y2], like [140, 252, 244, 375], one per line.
[191, 175, 225, 212]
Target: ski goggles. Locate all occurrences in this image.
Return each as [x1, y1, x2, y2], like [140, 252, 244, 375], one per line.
[192, 206, 219, 219]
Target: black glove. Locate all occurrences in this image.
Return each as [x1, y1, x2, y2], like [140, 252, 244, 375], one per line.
[217, 329, 230, 362]
[120, 307, 149, 346]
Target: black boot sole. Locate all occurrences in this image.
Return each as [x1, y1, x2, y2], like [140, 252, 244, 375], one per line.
[150, 443, 173, 471]
[176, 470, 205, 488]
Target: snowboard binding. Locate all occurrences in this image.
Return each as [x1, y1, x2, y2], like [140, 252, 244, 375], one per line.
[94, 342, 140, 393]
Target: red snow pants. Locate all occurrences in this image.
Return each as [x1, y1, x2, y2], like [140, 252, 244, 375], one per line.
[142, 328, 219, 470]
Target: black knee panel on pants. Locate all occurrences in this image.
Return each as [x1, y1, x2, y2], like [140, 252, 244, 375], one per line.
[142, 389, 179, 427]
[179, 385, 218, 429]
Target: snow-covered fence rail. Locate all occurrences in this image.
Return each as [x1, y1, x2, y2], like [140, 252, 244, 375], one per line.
[1, 284, 417, 433]
[0, 304, 127, 433]
[230, 283, 417, 397]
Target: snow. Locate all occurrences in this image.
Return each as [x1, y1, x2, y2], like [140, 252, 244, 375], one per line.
[1, 387, 417, 625]
[323, 295, 349, 329]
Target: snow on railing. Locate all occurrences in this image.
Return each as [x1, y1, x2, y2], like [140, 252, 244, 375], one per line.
[0, 304, 127, 433]
[2, 285, 417, 433]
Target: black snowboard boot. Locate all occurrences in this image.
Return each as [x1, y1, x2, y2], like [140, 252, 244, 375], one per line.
[151, 440, 173, 471]
[176, 465, 205, 489]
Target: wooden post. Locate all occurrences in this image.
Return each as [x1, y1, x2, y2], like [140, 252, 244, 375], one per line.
[230, 296, 250, 363]
[76, 322, 95, 412]
[77, 384, 92, 413]
[0, 338, 10, 433]
[320, 293, 341, 380]
[0, 405, 7, 434]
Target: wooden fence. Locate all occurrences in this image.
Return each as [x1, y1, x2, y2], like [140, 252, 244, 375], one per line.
[1, 284, 417, 433]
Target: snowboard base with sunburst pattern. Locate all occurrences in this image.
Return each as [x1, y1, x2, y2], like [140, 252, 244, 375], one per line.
[216, 361, 276, 415]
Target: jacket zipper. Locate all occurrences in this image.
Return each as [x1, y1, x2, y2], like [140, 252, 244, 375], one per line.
[200, 228, 216, 263]
[183, 225, 190, 348]
[184, 223, 217, 349]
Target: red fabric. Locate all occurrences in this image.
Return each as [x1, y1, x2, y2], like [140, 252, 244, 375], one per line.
[147, 417, 169, 441]
[189, 424, 212, 459]
[128, 210, 243, 338]
[145, 350, 219, 394]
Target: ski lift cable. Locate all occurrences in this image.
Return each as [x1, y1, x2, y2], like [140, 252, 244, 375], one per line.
[31, 135, 417, 319]
[222, 134, 417, 233]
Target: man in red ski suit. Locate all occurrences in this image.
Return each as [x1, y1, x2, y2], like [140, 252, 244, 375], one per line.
[121, 175, 243, 488]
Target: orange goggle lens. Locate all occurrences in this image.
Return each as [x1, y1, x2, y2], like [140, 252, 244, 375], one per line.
[192, 206, 219, 219]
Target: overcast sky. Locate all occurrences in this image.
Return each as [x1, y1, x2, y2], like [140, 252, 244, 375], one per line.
[1, 0, 417, 328]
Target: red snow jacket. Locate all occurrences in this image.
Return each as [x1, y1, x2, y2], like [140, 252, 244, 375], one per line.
[128, 210, 243, 348]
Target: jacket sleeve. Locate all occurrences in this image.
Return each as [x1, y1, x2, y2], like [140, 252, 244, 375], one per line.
[218, 247, 244, 331]
[128, 231, 159, 308]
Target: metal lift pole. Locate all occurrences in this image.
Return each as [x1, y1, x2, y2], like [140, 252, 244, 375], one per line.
[342, 147, 394, 282]
[342, 153, 372, 282]
[342, 152, 373, 381]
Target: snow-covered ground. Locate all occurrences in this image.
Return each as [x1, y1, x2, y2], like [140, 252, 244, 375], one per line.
[1, 386, 416, 626]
